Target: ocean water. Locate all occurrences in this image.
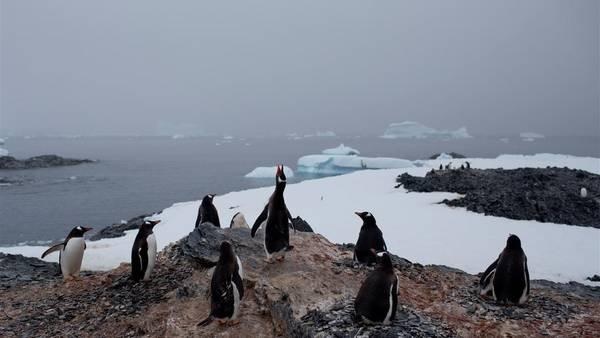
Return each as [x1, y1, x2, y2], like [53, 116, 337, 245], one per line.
[1, 135, 598, 246]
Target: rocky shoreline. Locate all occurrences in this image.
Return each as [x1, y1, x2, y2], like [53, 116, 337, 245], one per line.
[397, 167, 600, 228]
[0, 155, 94, 170]
[1, 224, 598, 337]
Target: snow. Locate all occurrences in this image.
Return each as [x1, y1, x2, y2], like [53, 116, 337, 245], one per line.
[382, 121, 472, 139]
[520, 132, 545, 142]
[245, 166, 294, 178]
[322, 144, 360, 156]
[297, 155, 414, 175]
[0, 147, 8, 156]
[1, 153, 599, 285]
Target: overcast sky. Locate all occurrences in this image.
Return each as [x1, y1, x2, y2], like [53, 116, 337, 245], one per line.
[1, 1, 598, 137]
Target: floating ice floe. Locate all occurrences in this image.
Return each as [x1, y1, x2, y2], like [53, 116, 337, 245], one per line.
[520, 132, 545, 142]
[245, 166, 294, 178]
[381, 121, 471, 139]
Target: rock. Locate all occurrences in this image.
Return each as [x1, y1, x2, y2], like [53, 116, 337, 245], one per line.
[0, 155, 94, 170]
[397, 167, 600, 228]
[586, 275, 600, 282]
[89, 214, 157, 241]
[291, 216, 314, 232]
[0, 253, 60, 289]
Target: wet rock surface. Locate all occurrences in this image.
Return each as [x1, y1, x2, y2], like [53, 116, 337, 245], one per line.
[0, 155, 94, 170]
[1, 224, 599, 337]
[397, 167, 600, 227]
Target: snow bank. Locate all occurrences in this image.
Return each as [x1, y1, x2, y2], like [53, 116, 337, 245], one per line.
[245, 166, 294, 178]
[297, 155, 414, 175]
[520, 132, 545, 142]
[382, 121, 471, 139]
[2, 153, 599, 285]
[322, 144, 360, 156]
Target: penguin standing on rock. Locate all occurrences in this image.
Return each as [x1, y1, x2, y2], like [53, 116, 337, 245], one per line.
[353, 212, 387, 265]
[198, 241, 244, 326]
[195, 194, 220, 228]
[229, 212, 250, 229]
[251, 165, 295, 263]
[480, 234, 530, 305]
[131, 220, 160, 281]
[355, 252, 398, 324]
[41, 226, 93, 280]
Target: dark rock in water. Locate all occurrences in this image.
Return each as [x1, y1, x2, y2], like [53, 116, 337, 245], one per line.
[397, 167, 600, 228]
[0, 253, 60, 289]
[291, 216, 314, 232]
[0, 155, 94, 170]
[429, 152, 466, 159]
[89, 214, 157, 241]
[587, 275, 600, 282]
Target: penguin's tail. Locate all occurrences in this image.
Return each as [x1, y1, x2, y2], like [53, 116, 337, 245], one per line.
[197, 316, 213, 327]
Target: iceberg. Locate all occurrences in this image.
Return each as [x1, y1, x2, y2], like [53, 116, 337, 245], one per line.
[520, 132, 545, 142]
[0, 148, 7, 156]
[322, 144, 360, 156]
[245, 166, 294, 178]
[381, 121, 472, 139]
[297, 154, 414, 175]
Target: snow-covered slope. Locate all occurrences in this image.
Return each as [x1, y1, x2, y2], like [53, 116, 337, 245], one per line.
[2, 154, 599, 284]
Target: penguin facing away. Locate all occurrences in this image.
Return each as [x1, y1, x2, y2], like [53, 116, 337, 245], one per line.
[131, 220, 161, 281]
[353, 212, 387, 265]
[439, 164, 443, 170]
[230, 212, 250, 229]
[195, 194, 221, 228]
[355, 252, 398, 324]
[251, 165, 295, 262]
[480, 234, 530, 305]
[41, 226, 93, 280]
[198, 241, 244, 326]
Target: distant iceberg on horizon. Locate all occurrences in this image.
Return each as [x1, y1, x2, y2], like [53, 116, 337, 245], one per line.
[520, 132, 545, 142]
[381, 121, 472, 139]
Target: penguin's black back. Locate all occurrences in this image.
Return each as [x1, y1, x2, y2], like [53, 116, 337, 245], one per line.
[493, 248, 529, 304]
[355, 226, 386, 264]
[131, 230, 150, 281]
[209, 245, 244, 319]
[195, 195, 220, 228]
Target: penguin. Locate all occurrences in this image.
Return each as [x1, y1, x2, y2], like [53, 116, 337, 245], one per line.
[251, 165, 295, 263]
[41, 226, 92, 280]
[465, 161, 471, 169]
[131, 220, 161, 281]
[460, 164, 465, 170]
[195, 194, 221, 228]
[445, 162, 452, 170]
[355, 251, 398, 324]
[353, 212, 387, 265]
[439, 164, 443, 170]
[479, 234, 530, 305]
[198, 241, 244, 326]
[230, 212, 250, 229]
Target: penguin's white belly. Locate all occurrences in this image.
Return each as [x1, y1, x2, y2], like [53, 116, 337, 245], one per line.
[61, 238, 85, 278]
[144, 234, 157, 281]
[383, 277, 397, 325]
[231, 282, 241, 320]
[236, 255, 244, 280]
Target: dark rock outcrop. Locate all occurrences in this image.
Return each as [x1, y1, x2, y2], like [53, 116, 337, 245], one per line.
[89, 214, 156, 241]
[0, 253, 60, 289]
[291, 216, 314, 232]
[397, 167, 600, 228]
[0, 155, 94, 170]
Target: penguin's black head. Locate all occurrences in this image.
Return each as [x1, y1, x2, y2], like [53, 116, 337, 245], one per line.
[354, 211, 376, 226]
[376, 251, 393, 270]
[69, 225, 93, 238]
[506, 234, 522, 249]
[276, 165, 286, 184]
[141, 220, 161, 233]
[219, 241, 236, 262]
[203, 194, 216, 203]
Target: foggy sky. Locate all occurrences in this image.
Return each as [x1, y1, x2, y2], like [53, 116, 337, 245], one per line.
[1, 1, 598, 137]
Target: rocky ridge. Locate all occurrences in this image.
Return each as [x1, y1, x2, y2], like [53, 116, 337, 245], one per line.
[0, 155, 94, 170]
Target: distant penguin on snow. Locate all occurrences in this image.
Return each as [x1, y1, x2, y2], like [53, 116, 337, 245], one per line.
[355, 251, 398, 324]
[41, 226, 93, 280]
[230, 212, 250, 229]
[353, 211, 387, 265]
[251, 165, 295, 262]
[131, 220, 160, 281]
[480, 234, 530, 305]
[198, 241, 244, 326]
[195, 194, 220, 228]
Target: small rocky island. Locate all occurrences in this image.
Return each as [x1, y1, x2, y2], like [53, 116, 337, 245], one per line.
[0, 155, 94, 170]
[397, 167, 600, 228]
[1, 224, 598, 337]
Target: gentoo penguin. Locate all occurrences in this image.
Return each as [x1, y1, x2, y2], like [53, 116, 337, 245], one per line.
[445, 162, 452, 170]
[465, 161, 471, 169]
[230, 212, 250, 229]
[41, 226, 92, 280]
[195, 194, 220, 228]
[480, 234, 530, 305]
[460, 164, 465, 170]
[353, 212, 387, 265]
[251, 165, 295, 262]
[198, 241, 244, 326]
[439, 164, 443, 170]
[355, 252, 398, 324]
[131, 220, 161, 281]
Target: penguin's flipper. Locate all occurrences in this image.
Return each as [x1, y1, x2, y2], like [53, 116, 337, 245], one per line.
[195, 204, 204, 228]
[232, 272, 244, 300]
[524, 256, 530, 296]
[140, 241, 149, 277]
[251, 204, 269, 238]
[131, 247, 142, 281]
[390, 275, 398, 321]
[286, 207, 296, 234]
[197, 316, 213, 327]
[480, 257, 498, 287]
[41, 243, 64, 258]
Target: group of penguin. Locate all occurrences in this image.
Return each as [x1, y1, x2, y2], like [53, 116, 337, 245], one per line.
[41, 164, 530, 327]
